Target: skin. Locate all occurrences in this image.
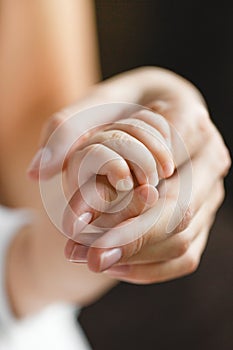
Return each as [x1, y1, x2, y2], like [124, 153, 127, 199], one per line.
[29, 67, 231, 282]
[61, 109, 174, 241]
[0, 0, 116, 318]
[0, 0, 100, 206]
[0, 1, 230, 318]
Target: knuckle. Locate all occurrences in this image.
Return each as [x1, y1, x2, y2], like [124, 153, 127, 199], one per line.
[175, 236, 190, 258]
[209, 128, 231, 177]
[221, 146, 231, 176]
[215, 140, 232, 176]
[105, 130, 131, 146]
[198, 106, 210, 122]
[148, 100, 169, 115]
[122, 236, 146, 263]
[184, 252, 200, 274]
[197, 106, 210, 125]
[175, 205, 193, 234]
[215, 182, 225, 207]
[132, 235, 145, 256]
[109, 130, 125, 139]
[194, 106, 212, 137]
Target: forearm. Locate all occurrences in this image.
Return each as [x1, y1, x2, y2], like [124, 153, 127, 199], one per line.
[0, 0, 115, 319]
[0, 0, 99, 118]
[0, 0, 100, 207]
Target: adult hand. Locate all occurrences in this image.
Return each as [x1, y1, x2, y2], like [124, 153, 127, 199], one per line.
[64, 122, 230, 284]
[27, 67, 212, 179]
[28, 67, 231, 283]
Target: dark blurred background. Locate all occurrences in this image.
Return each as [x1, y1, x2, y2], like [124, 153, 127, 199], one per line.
[79, 1, 233, 349]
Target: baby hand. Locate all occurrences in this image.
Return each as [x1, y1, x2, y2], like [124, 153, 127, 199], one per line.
[65, 108, 174, 194]
[63, 108, 174, 240]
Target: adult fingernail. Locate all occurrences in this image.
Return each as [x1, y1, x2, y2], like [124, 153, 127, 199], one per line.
[27, 147, 52, 174]
[99, 248, 122, 272]
[138, 185, 158, 205]
[67, 244, 88, 263]
[72, 212, 92, 241]
[116, 176, 134, 191]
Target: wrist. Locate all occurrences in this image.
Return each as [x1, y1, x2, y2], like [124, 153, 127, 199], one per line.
[6, 224, 41, 319]
[0, 207, 33, 326]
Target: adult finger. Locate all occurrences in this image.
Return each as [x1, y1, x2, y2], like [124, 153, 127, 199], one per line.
[63, 180, 158, 243]
[27, 102, 139, 179]
[123, 180, 224, 264]
[27, 66, 213, 180]
[104, 228, 210, 284]
[85, 132, 230, 272]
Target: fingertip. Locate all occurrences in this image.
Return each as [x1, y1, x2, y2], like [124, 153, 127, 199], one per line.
[88, 247, 122, 273]
[137, 184, 159, 206]
[27, 147, 55, 180]
[26, 168, 40, 181]
[116, 176, 134, 191]
[162, 161, 175, 178]
[106, 159, 133, 191]
[148, 171, 159, 186]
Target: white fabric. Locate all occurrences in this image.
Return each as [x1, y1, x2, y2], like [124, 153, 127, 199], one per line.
[0, 205, 91, 350]
[0, 304, 91, 350]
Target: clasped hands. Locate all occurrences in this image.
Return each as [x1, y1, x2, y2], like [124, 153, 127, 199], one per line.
[28, 67, 231, 284]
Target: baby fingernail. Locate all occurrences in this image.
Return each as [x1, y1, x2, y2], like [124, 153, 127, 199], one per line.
[99, 248, 122, 272]
[116, 176, 134, 191]
[72, 212, 92, 241]
[149, 172, 159, 186]
[27, 147, 52, 173]
[67, 244, 88, 263]
[163, 161, 174, 177]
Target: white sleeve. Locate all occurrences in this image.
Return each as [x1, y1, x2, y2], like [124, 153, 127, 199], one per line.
[0, 206, 33, 329]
